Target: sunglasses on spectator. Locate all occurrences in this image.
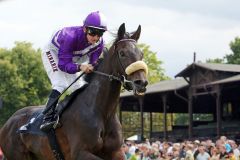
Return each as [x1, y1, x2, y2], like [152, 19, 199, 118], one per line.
[86, 27, 105, 37]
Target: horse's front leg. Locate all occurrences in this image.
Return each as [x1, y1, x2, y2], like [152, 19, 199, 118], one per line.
[102, 115, 124, 160]
[75, 151, 103, 160]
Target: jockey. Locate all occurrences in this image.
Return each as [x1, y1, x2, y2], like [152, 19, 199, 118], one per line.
[40, 11, 107, 131]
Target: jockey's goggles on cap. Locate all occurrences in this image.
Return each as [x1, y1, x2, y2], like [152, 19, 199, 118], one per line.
[86, 27, 105, 37]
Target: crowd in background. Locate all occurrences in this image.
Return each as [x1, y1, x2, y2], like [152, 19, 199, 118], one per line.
[121, 136, 240, 160]
[0, 135, 239, 159]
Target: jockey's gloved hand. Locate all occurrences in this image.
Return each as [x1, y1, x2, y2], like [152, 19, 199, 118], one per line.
[79, 64, 93, 73]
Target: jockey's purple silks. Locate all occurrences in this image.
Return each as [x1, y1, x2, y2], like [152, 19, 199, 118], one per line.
[51, 26, 104, 74]
[42, 11, 107, 93]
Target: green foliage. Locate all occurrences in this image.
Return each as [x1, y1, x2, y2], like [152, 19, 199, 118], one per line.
[106, 42, 169, 83]
[206, 58, 225, 63]
[138, 43, 170, 84]
[206, 37, 240, 64]
[173, 113, 213, 126]
[122, 112, 173, 139]
[0, 42, 51, 126]
[225, 37, 240, 64]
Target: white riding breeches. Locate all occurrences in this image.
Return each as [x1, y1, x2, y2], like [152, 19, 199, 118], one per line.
[42, 43, 89, 94]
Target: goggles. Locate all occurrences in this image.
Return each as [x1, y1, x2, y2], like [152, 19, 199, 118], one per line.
[86, 27, 105, 37]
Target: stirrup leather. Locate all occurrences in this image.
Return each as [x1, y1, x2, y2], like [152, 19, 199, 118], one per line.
[53, 115, 60, 129]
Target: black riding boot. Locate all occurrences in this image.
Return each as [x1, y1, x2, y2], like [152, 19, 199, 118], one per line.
[40, 89, 60, 132]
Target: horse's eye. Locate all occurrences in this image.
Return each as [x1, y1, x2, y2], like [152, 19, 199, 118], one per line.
[119, 51, 125, 57]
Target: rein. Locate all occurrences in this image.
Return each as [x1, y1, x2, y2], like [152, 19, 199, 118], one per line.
[93, 70, 134, 91]
[93, 70, 122, 82]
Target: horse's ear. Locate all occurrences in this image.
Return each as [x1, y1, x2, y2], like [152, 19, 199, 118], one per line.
[118, 23, 126, 40]
[103, 47, 108, 58]
[131, 25, 141, 41]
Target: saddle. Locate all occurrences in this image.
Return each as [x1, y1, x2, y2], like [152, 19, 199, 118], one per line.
[18, 84, 88, 136]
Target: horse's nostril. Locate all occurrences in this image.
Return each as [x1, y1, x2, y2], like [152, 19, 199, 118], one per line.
[133, 80, 142, 86]
[134, 80, 148, 87]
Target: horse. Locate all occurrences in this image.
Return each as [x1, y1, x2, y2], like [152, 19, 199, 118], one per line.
[0, 23, 148, 160]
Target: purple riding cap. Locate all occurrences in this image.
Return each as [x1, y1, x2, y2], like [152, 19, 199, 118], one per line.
[51, 11, 107, 74]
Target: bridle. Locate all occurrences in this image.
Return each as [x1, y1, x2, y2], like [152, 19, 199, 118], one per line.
[93, 38, 138, 91]
[115, 39, 137, 77]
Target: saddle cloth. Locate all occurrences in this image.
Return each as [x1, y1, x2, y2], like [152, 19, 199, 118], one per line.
[18, 84, 88, 136]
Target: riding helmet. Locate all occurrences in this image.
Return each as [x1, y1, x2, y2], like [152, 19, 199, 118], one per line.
[83, 11, 107, 31]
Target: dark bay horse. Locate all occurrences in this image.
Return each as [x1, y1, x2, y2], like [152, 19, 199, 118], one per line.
[0, 23, 148, 160]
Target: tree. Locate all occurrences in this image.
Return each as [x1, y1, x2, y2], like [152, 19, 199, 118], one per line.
[138, 43, 169, 84]
[206, 58, 225, 63]
[0, 42, 51, 126]
[225, 37, 240, 64]
[205, 37, 240, 64]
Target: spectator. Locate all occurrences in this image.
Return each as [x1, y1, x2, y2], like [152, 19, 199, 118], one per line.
[185, 144, 194, 160]
[220, 136, 227, 142]
[227, 150, 236, 160]
[229, 140, 240, 160]
[179, 143, 186, 159]
[196, 144, 210, 160]
[209, 147, 220, 160]
[121, 144, 131, 160]
[129, 148, 141, 160]
[145, 138, 151, 147]
[172, 143, 181, 160]
[148, 147, 160, 159]
[140, 144, 150, 160]
[129, 141, 137, 155]
[193, 140, 200, 159]
[219, 144, 228, 159]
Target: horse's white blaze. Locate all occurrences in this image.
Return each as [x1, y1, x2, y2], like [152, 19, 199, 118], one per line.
[125, 61, 148, 76]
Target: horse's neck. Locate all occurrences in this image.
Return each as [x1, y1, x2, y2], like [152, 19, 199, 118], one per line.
[93, 77, 121, 110]
[93, 58, 121, 111]
[78, 57, 121, 116]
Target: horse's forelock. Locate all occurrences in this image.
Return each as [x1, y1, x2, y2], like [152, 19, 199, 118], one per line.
[110, 31, 133, 45]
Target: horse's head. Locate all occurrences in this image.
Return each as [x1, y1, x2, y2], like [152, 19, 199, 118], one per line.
[110, 23, 148, 96]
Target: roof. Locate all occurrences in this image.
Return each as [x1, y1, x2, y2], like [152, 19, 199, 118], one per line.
[176, 62, 240, 77]
[207, 74, 240, 85]
[120, 78, 189, 97]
